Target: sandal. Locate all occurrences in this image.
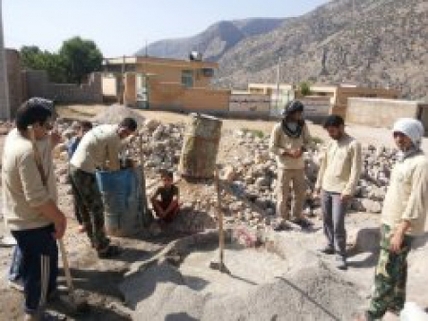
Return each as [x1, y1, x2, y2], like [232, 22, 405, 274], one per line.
[97, 245, 120, 259]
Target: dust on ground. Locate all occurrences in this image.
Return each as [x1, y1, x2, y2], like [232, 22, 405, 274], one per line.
[1, 104, 427, 321]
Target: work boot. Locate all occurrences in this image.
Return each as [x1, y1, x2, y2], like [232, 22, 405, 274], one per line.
[272, 219, 292, 231]
[336, 255, 348, 270]
[291, 218, 313, 230]
[318, 246, 335, 255]
[8, 279, 24, 292]
[24, 311, 66, 321]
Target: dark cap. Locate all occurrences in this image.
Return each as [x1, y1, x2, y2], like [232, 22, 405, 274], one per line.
[282, 100, 304, 117]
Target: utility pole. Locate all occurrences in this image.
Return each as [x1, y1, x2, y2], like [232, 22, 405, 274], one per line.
[118, 55, 125, 104]
[275, 57, 281, 116]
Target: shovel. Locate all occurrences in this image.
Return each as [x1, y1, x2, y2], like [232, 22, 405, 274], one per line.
[27, 125, 89, 314]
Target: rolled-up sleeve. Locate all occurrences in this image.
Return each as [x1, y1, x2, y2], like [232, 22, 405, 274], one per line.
[18, 151, 51, 207]
[343, 141, 362, 196]
[269, 126, 284, 156]
[402, 161, 428, 221]
[106, 137, 121, 171]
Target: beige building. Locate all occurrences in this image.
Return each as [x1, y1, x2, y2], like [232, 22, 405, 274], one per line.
[246, 83, 400, 120]
[347, 98, 428, 134]
[102, 56, 230, 115]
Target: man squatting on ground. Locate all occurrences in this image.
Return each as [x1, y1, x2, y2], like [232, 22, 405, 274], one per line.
[66, 120, 93, 233]
[2, 98, 67, 321]
[358, 118, 428, 321]
[315, 115, 362, 270]
[269, 100, 312, 230]
[69, 117, 137, 258]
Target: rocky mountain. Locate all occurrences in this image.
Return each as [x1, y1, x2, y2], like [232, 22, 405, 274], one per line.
[136, 18, 284, 62]
[137, 0, 428, 100]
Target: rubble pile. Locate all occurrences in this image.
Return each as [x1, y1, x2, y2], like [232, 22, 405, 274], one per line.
[53, 118, 399, 233]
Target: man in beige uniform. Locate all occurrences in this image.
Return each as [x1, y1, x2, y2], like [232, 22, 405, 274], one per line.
[2, 99, 67, 321]
[359, 118, 428, 321]
[270, 100, 312, 230]
[315, 115, 362, 270]
[69, 118, 137, 258]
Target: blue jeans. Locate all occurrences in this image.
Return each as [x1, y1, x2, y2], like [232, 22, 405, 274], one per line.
[8, 245, 22, 281]
[11, 225, 58, 315]
[321, 190, 348, 257]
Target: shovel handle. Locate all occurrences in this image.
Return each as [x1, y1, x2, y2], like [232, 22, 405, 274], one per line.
[214, 166, 225, 265]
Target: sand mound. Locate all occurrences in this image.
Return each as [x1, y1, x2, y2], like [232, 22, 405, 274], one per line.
[92, 104, 145, 125]
[120, 233, 365, 321]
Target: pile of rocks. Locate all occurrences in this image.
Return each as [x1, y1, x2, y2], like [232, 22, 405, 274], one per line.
[53, 117, 399, 233]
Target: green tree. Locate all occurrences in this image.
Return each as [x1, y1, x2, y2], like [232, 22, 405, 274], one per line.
[20, 46, 67, 83]
[59, 36, 103, 83]
[299, 81, 311, 96]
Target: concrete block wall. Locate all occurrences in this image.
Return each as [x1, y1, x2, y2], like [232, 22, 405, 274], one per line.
[23, 71, 103, 104]
[347, 98, 421, 129]
[6, 49, 23, 117]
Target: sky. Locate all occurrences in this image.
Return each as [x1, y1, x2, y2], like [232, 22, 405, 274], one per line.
[2, 0, 329, 58]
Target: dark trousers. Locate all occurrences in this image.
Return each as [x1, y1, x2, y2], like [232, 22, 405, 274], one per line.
[321, 190, 348, 257]
[11, 225, 58, 315]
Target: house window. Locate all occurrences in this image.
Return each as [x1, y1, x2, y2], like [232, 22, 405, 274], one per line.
[181, 70, 194, 88]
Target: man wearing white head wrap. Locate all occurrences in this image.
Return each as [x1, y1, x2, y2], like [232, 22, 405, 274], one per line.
[359, 118, 428, 321]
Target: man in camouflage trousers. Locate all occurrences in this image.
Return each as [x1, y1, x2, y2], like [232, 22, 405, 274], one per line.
[69, 118, 137, 258]
[358, 118, 428, 320]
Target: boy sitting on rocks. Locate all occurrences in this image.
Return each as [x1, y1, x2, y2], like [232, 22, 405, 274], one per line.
[150, 170, 180, 223]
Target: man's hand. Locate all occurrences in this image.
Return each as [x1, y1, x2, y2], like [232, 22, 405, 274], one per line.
[340, 193, 353, 203]
[390, 230, 404, 253]
[53, 213, 67, 239]
[312, 188, 321, 200]
[49, 130, 62, 148]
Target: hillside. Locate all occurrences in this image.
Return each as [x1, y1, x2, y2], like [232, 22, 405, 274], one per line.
[136, 0, 428, 100]
[216, 0, 428, 100]
[136, 18, 284, 62]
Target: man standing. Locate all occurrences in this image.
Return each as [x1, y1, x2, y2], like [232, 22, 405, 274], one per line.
[2, 99, 67, 321]
[315, 115, 362, 270]
[66, 120, 93, 232]
[69, 118, 137, 258]
[358, 118, 428, 321]
[269, 100, 312, 230]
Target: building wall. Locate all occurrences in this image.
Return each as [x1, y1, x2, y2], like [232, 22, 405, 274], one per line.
[0, 0, 10, 119]
[6, 49, 23, 117]
[23, 70, 103, 104]
[299, 96, 331, 123]
[229, 93, 270, 118]
[332, 87, 399, 119]
[346, 98, 428, 132]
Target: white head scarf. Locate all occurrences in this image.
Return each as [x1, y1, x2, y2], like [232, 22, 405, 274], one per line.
[392, 118, 425, 149]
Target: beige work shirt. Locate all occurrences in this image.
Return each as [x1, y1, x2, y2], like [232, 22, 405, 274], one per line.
[269, 122, 311, 170]
[315, 134, 362, 195]
[2, 129, 57, 231]
[381, 151, 428, 236]
[70, 124, 121, 173]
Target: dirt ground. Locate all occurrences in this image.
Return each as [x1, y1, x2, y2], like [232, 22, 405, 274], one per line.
[1, 104, 427, 321]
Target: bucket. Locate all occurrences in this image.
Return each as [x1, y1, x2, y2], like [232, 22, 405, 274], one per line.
[179, 113, 222, 179]
[96, 165, 150, 237]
